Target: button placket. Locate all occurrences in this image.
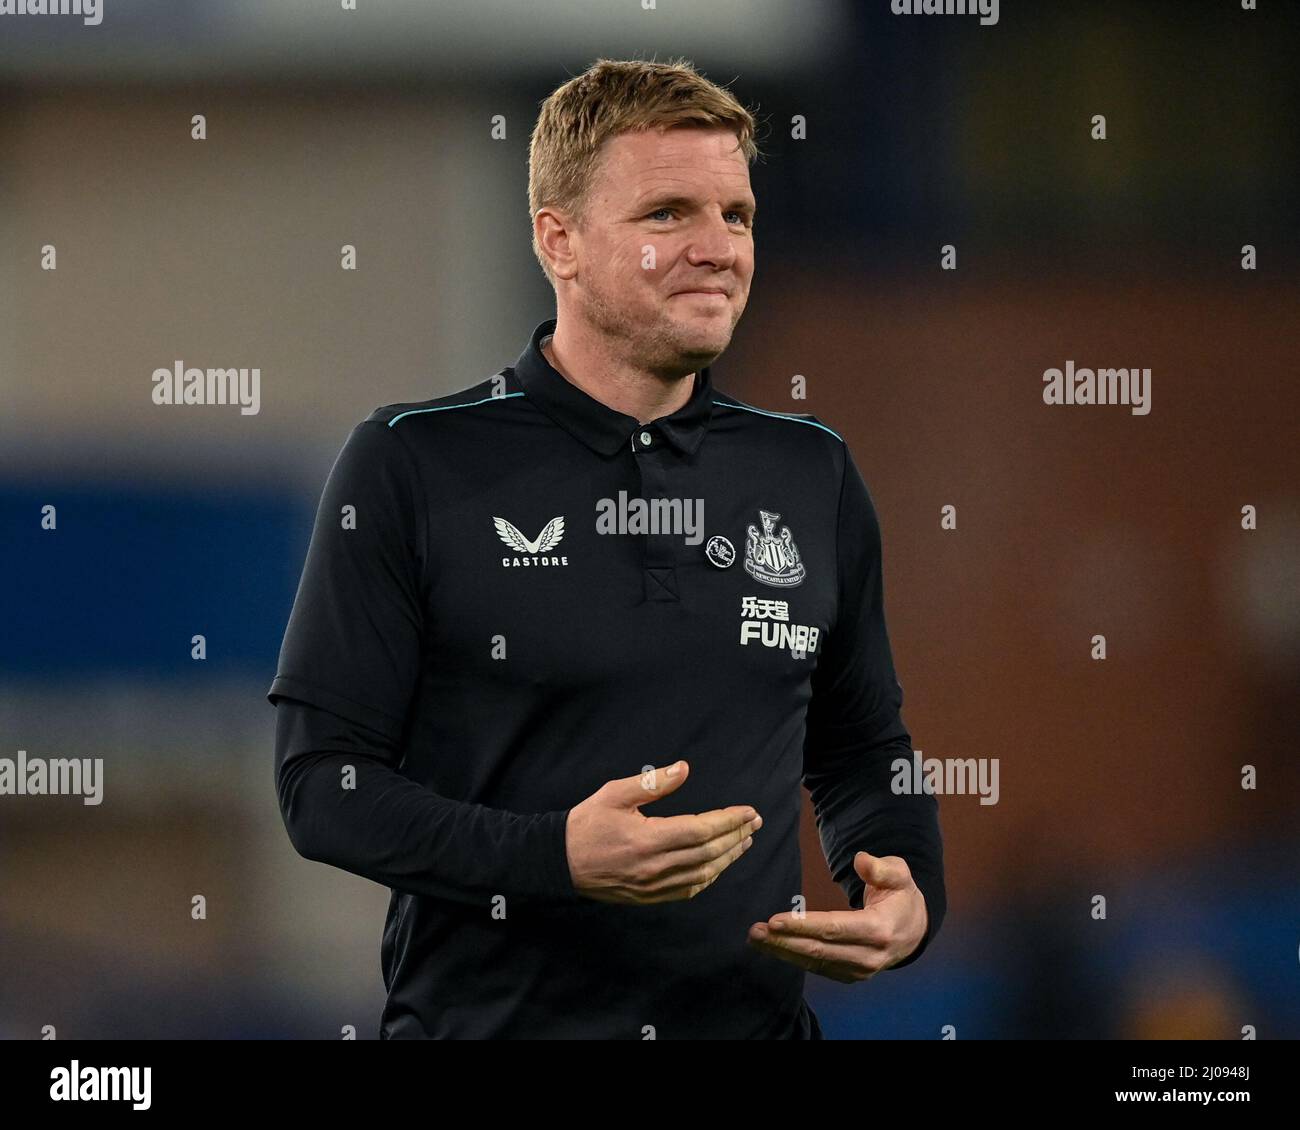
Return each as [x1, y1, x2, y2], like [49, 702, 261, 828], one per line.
[632, 429, 678, 602]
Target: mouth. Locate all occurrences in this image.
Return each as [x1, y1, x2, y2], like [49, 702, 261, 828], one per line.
[672, 289, 729, 298]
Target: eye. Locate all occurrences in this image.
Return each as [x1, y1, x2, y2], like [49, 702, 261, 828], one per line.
[648, 207, 675, 221]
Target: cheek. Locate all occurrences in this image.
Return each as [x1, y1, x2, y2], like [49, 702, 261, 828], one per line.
[631, 239, 672, 278]
[600, 241, 648, 284]
[625, 234, 689, 278]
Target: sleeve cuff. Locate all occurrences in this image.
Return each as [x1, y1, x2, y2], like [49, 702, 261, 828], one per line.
[537, 808, 578, 901]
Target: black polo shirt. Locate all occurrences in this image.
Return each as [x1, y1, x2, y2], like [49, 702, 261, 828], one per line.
[267, 317, 944, 1039]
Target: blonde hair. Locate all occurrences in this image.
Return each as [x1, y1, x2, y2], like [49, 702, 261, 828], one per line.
[528, 57, 761, 285]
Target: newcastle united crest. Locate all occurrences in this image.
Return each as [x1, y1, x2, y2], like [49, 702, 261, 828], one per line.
[743, 509, 806, 588]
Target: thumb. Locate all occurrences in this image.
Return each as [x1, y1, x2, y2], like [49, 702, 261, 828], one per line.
[853, 850, 901, 889]
[607, 760, 690, 810]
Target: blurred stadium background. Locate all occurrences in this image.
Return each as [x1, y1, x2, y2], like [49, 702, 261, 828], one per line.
[1, 0, 1297, 1038]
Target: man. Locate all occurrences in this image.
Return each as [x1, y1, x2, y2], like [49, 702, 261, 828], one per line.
[268, 57, 944, 1039]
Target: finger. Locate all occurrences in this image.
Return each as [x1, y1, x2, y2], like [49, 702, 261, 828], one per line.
[630, 855, 735, 904]
[634, 760, 690, 805]
[761, 908, 889, 946]
[605, 760, 690, 809]
[644, 826, 758, 895]
[655, 813, 762, 873]
[747, 928, 884, 983]
[648, 804, 760, 851]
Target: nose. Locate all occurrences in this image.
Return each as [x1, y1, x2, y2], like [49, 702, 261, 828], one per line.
[684, 210, 740, 271]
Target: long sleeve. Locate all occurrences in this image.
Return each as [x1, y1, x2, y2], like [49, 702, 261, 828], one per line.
[802, 442, 945, 970]
[274, 696, 577, 905]
[266, 418, 576, 906]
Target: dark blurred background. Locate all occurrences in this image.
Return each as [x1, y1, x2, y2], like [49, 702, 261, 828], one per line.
[1, 0, 1297, 1039]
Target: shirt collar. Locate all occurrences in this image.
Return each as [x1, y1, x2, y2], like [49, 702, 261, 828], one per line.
[512, 318, 714, 457]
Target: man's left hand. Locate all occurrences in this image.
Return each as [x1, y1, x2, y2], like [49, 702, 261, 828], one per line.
[746, 851, 927, 983]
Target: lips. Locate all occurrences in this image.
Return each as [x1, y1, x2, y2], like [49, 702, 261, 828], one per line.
[673, 289, 728, 297]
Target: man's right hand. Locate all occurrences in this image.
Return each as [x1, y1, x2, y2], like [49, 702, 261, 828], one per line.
[564, 760, 762, 904]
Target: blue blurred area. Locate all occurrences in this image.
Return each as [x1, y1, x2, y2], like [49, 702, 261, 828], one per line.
[813, 840, 1300, 1039]
[2, 480, 306, 677]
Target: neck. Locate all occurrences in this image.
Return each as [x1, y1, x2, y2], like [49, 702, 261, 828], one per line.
[541, 325, 696, 427]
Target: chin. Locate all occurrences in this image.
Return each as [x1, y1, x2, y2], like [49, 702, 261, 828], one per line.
[670, 315, 730, 343]
[653, 310, 731, 363]
[675, 341, 727, 370]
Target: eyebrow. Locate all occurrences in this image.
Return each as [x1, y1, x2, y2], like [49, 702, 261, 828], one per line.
[636, 194, 757, 217]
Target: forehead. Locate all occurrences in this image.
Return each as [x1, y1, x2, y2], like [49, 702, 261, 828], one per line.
[592, 126, 753, 200]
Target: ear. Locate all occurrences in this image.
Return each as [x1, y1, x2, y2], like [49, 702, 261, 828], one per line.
[535, 206, 580, 282]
